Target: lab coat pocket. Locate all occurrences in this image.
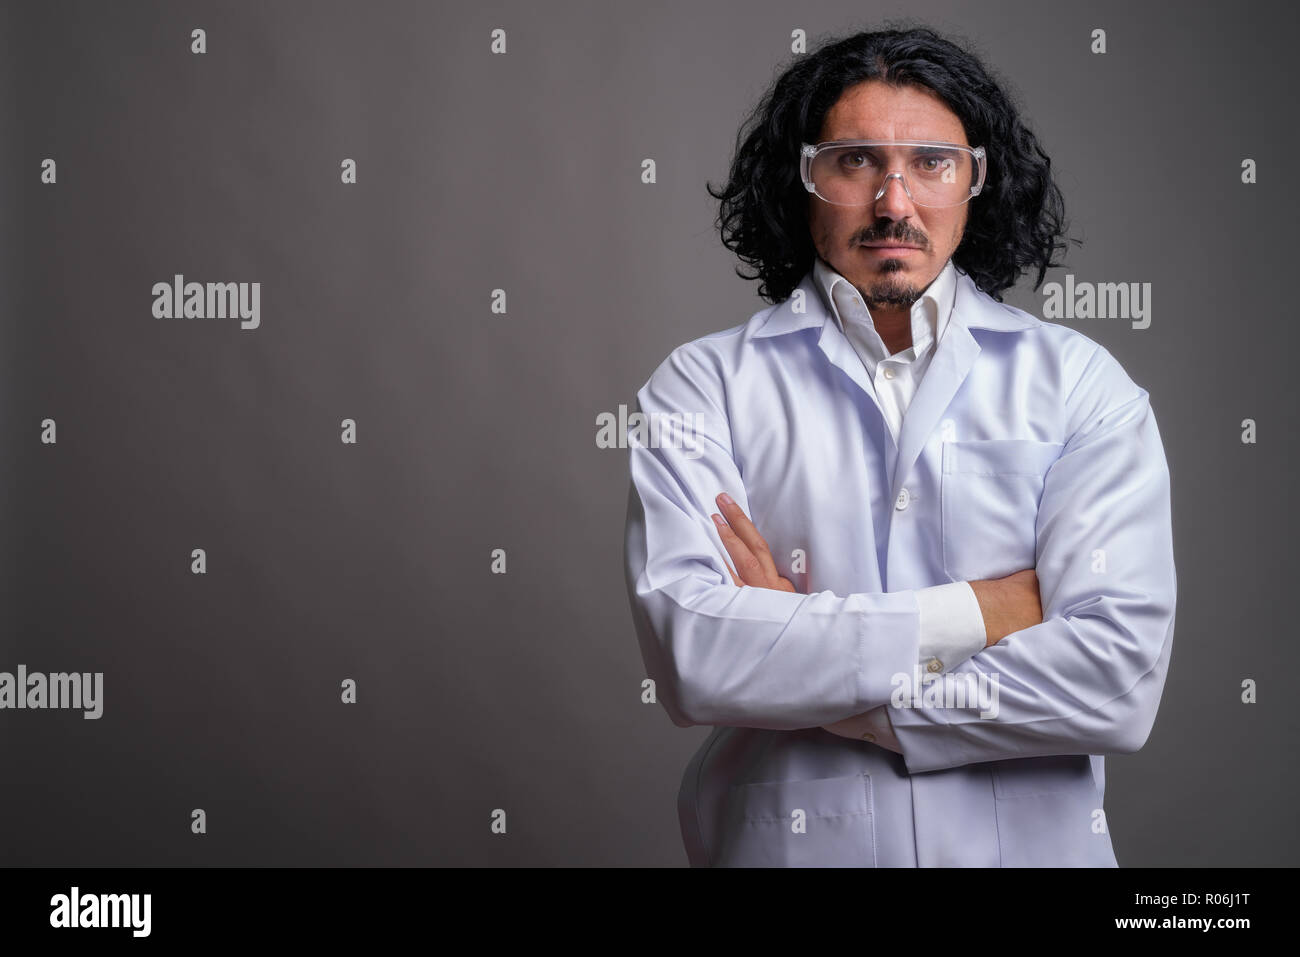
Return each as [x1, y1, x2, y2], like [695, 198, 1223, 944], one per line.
[992, 756, 1114, 866]
[940, 439, 1064, 583]
[992, 753, 1093, 798]
[714, 773, 875, 868]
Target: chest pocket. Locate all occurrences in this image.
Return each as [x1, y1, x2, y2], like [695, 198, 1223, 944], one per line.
[940, 439, 1064, 583]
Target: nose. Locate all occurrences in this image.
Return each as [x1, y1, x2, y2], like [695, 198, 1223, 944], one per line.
[872, 171, 915, 219]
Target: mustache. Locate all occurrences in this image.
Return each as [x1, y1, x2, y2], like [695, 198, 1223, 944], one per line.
[858, 230, 926, 246]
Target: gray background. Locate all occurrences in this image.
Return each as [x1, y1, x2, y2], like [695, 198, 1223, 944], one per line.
[1, 0, 1295, 866]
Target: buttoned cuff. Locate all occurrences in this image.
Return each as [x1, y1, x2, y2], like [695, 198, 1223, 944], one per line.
[821, 704, 903, 753]
[914, 581, 986, 675]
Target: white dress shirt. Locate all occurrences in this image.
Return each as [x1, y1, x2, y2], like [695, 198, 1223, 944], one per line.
[813, 255, 987, 751]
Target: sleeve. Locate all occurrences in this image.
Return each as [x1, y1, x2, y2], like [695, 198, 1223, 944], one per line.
[623, 342, 950, 730]
[822, 581, 985, 744]
[887, 343, 1178, 773]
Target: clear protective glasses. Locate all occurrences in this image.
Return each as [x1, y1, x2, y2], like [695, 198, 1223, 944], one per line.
[800, 139, 987, 208]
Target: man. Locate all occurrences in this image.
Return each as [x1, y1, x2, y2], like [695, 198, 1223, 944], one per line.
[622, 26, 1176, 867]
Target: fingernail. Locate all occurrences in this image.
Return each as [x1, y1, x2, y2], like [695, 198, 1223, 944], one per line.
[712, 513, 725, 525]
[718, 492, 734, 507]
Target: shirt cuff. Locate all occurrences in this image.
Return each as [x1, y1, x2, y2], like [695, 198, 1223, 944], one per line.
[914, 581, 986, 674]
[821, 705, 903, 752]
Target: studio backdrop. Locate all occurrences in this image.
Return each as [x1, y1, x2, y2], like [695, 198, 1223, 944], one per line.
[1, 0, 1295, 866]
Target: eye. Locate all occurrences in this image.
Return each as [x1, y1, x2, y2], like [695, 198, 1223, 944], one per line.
[840, 150, 877, 170]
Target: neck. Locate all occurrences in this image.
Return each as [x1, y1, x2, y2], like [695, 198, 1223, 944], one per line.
[869, 306, 913, 356]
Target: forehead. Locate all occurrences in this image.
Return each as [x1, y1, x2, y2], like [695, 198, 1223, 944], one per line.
[818, 80, 967, 144]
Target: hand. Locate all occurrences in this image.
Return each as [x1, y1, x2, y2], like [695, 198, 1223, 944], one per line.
[968, 568, 1043, 646]
[711, 492, 796, 592]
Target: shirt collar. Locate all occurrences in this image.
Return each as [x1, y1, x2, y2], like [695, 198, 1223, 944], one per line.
[752, 261, 1037, 339]
[812, 255, 958, 360]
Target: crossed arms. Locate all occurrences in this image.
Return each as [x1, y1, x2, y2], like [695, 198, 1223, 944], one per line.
[622, 341, 1177, 774]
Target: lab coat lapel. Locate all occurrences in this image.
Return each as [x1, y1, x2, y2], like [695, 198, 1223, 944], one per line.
[889, 316, 980, 508]
[813, 308, 903, 485]
[815, 320, 883, 413]
[889, 271, 991, 507]
[755, 272, 892, 437]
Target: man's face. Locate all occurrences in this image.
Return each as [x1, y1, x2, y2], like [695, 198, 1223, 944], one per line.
[808, 79, 971, 310]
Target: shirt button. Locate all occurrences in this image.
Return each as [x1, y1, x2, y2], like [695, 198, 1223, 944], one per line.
[895, 488, 911, 510]
[927, 658, 943, 673]
[883, 367, 896, 379]
[861, 731, 877, 743]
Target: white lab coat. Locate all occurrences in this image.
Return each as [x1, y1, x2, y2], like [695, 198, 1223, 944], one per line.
[622, 264, 1177, 866]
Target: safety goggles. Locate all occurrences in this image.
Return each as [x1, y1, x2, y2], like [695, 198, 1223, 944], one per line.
[800, 139, 987, 208]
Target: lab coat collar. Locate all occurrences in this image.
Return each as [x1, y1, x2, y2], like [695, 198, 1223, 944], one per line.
[751, 262, 1039, 514]
[752, 265, 1038, 339]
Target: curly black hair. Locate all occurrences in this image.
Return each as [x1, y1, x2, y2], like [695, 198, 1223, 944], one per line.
[707, 21, 1075, 304]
